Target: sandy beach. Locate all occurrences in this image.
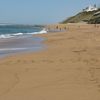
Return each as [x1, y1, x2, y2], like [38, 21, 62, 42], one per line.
[0, 23, 100, 100]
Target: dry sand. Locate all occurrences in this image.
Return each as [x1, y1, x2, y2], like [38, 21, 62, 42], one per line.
[0, 24, 100, 100]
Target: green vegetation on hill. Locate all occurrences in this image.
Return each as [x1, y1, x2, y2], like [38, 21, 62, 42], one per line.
[88, 10, 100, 24]
[62, 9, 100, 24]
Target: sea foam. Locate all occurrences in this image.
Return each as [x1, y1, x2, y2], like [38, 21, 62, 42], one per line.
[0, 28, 47, 39]
[0, 48, 27, 51]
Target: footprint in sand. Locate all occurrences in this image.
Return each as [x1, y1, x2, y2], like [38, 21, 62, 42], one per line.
[41, 59, 54, 63]
[88, 67, 100, 91]
[0, 72, 19, 96]
[31, 60, 35, 63]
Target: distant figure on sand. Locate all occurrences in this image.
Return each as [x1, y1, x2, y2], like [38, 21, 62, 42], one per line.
[56, 26, 58, 29]
[60, 28, 62, 31]
[64, 26, 67, 30]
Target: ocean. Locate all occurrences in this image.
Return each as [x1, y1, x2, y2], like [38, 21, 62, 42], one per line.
[0, 25, 47, 57]
[0, 25, 47, 38]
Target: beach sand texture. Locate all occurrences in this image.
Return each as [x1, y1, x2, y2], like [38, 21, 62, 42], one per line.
[0, 24, 100, 100]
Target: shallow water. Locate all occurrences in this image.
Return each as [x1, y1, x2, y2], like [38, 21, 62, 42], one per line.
[0, 36, 45, 58]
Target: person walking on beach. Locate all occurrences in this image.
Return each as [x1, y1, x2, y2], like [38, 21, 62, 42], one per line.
[56, 26, 58, 29]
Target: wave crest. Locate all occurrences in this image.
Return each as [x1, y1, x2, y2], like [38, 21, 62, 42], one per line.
[0, 28, 48, 39]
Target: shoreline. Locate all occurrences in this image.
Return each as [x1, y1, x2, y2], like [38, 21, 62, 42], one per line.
[0, 24, 100, 100]
[0, 35, 45, 58]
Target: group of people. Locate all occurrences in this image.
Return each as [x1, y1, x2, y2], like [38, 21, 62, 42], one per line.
[47, 25, 68, 32]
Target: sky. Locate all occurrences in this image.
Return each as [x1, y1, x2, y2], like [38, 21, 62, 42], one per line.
[0, 0, 100, 24]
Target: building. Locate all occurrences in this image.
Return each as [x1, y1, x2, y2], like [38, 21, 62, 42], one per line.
[83, 5, 98, 12]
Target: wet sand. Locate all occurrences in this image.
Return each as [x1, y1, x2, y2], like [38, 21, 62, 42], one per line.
[0, 36, 45, 58]
[0, 23, 100, 100]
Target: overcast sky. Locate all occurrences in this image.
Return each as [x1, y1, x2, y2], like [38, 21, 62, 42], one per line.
[0, 0, 99, 24]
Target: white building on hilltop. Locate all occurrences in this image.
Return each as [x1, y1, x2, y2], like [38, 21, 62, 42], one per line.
[83, 5, 98, 12]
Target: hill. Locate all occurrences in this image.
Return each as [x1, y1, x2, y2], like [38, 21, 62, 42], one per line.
[62, 9, 100, 24]
[88, 10, 100, 24]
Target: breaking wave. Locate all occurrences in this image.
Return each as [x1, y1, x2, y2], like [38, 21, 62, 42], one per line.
[0, 28, 48, 39]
